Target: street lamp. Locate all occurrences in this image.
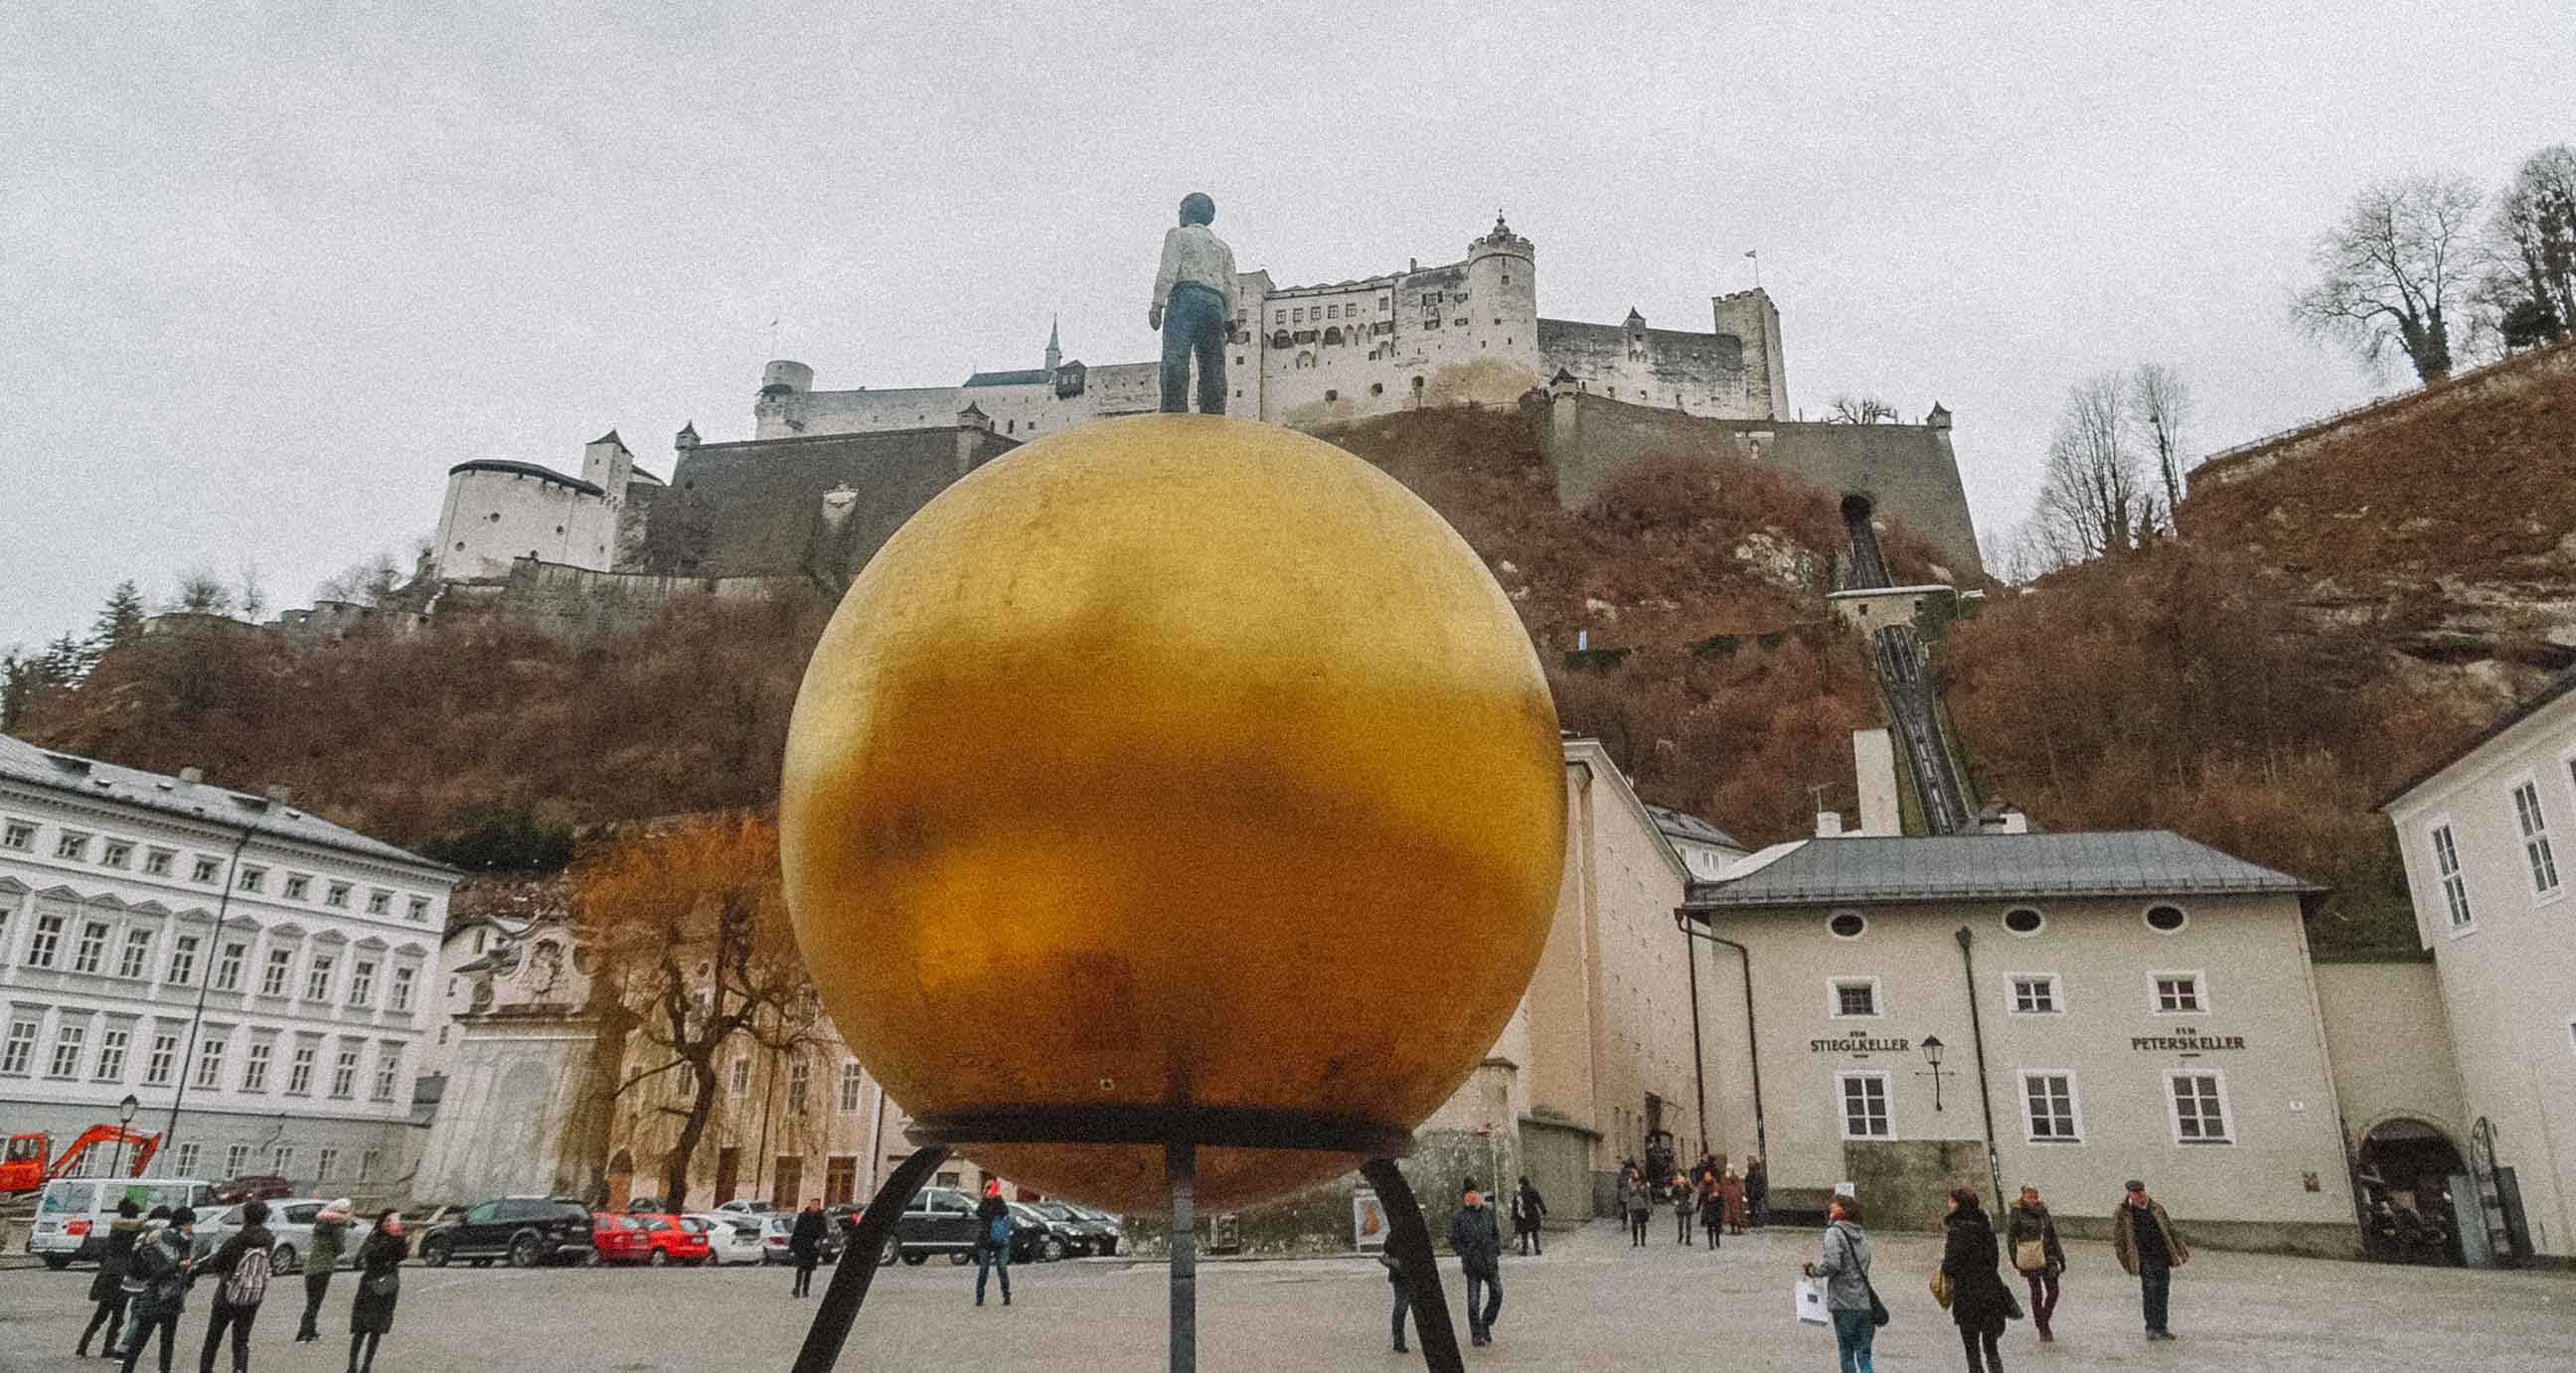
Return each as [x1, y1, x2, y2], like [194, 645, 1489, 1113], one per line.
[1916, 1036, 1953, 1113]
[110, 1093, 141, 1180]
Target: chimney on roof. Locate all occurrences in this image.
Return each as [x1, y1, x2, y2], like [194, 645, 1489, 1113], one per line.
[1816, 812, 1845, 839]
[178, 766, 205, 785]
[265, 784, 293, 806]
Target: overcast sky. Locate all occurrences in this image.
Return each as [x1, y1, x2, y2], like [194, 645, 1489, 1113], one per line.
[3, 2, 2568, 653]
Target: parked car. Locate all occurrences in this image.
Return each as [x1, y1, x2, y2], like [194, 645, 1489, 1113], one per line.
[680, 1212, 766, 1266]
[625, 1213, 711, 1266]
[1069, 1203, 1124, 1257]
[590, 1213, 655, 1265]
[418, 1196, 596, 1268]
[873, 1187, 980, 1267]
[192, 1199, 373, 1274]
[758, 1212, 846, 1266]
[1005, 1202, 1073, 1263]
[1026, 1200, 1119, 1257]
[208, 1175, 294, 1205]
[622, 1196, 669, 1214]
[714, 1199, 773, 1218]
[23, 1177, 215, 1268]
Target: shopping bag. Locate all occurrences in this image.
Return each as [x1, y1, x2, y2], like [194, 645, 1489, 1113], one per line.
[1795, 1277, 1830, 1325]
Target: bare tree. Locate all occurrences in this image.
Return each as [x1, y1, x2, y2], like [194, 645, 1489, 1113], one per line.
[1825, 393, 1899, 424]
[2030, 373, 2159, 564]
[236, 565, 268, 622]
[172, 568, 235, 617]
[2293, 173, 2484, 384]
[2129, 363, 2192, 527]
[2482, 144, 2576, 350]
[315, 551, 406, 606]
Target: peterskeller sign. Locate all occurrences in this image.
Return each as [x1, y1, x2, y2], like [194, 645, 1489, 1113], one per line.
[2130, 1030, 2246, 1052]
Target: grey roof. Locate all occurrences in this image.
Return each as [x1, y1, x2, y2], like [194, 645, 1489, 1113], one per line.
[963, 368, 1049, 388]
[0, 733, 449, 874]
[447, 458, 604, 498]
[1683, 831, 2320, 909]
[2376, 667, 2576, 811]
[1643, 803, 1743, 852]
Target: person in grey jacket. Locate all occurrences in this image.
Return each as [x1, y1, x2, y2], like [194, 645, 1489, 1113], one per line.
[1803, 1197, 1877, 1373]
[1616, 1166, 1649, 1248]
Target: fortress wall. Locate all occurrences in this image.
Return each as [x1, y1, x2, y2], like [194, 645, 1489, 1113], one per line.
[1542, 390, 1985, 580]
[756, 385, 959, 439]
[660, 427, 1019, 579]
[1538, 319, 1750, 417]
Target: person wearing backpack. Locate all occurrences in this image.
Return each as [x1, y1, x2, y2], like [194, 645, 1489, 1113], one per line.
[119, 1206, 197, 1373]
[294, 1199, 354, 1343]
[195, 1199, 274, 1373]
[1803, 1196, 1883, 1373]
[973, 1180, 1013, 1307]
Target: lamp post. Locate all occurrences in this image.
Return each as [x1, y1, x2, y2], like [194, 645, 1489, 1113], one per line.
[110, 1093, 140, 1179]
[1915, 1036, 1952, 1113]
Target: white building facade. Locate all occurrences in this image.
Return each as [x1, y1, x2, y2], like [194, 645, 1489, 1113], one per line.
[0, 734, 455, 1197]
[2380, 669, 2576, 1261]
[429, 432, 662, 581]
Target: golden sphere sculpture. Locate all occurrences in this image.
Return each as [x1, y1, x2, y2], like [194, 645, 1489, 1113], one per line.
[780, 414, 1565, 1212]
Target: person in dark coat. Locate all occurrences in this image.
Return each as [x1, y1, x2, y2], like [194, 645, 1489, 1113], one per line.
[346, 1212, 406, 1373]
[2004, 1186, 2066, 1343]
[80, 1197, 145, 1357]
[972, 1181, 1013, 1307]
[787, 1199, 828, 1298]
[120, 1207, 197, 1373]
[1377, 1250, 1411, 1353]
[195, 1198, 274, 1373]
[1942, 1190, 2012, 1373]
[1744, 1153, 1770, 1228]
[1511, 1176, 1547, 1257]
[2110, 1179, 2188, 1341]
[1446, 1180, 1503, 1347]
[1698, 1171, 1724, 1250]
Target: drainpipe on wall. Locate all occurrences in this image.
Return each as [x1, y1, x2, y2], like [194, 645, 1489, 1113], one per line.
[1954, 927, 2004, 1203]
[1673, 908, 1766, 1158]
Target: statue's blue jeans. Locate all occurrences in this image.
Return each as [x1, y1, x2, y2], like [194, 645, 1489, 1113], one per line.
[1159, 282, 1228, 414]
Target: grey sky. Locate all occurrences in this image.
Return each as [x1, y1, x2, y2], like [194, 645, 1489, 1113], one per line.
[4, 2, 2568, 653]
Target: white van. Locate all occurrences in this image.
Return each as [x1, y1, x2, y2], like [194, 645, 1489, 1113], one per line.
[26, 1177, 217, 1268]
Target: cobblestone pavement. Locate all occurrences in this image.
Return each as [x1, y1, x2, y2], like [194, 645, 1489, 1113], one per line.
[6, 1220, 2571, 1371]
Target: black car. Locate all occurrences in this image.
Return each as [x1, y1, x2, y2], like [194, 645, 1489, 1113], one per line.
[1009, 1202, 1086, 1262]
[418, 1196, 595, 1268]
[1028, 1200, 1120, 1257]
[873, 1186, 981, 1266]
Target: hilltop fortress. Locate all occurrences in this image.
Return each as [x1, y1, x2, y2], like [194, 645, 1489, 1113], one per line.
[423, 214, 1979, 628]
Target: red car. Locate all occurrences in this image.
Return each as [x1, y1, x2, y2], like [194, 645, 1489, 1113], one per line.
[590, 1213, 652, 1264]
[626, 1213, 712, 1267]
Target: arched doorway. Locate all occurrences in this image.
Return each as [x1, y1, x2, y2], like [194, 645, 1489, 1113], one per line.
[2356, 1119, 2466, 1264]
[604, 1148, 635, 1214]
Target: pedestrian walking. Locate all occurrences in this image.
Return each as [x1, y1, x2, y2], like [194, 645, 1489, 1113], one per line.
[294, 1199, 354, 1343]
[1512, 1175, 1547, 1257]
[1719, 1165, 1748, 1235]
[1745, 1153, 1770, 1229]
[1618, 1165, 1650, 1248]
[345, 1211, 406, 1373]
[1803, 1196, 1877, 1373]
[1699, 1171, 1725, 1250]
[1378, 1250, 1411, 1354]
[2110, 1179, 2188, 1342]
[973, 1180, 1013, 1307]
[79, 1197, 145, 1358]
[1942, 1190, 2013, 1373]
[119, 1206, 197, 1373]
[2005, 1186, 2064, 1343]
[787, 1199, 827, 1298]
[195, 1199, 274, 1373]
[1671, 1170, 1697, 1245]
[1446, 1180, 1503, 1348]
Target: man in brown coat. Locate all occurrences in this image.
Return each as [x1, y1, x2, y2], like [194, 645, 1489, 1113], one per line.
[2110, 1179, 2189, 1341]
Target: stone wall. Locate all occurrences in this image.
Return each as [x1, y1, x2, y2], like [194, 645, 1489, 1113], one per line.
[436, 558, 794, 640]
[657, 425, 1019, 579]
[2194, 338, 2576, 490]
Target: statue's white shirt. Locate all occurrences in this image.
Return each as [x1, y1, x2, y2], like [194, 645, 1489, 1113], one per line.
[1153, 225, 1237, 315]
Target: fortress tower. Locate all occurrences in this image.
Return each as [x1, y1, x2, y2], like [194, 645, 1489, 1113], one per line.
[1465, 212, 1538, 348]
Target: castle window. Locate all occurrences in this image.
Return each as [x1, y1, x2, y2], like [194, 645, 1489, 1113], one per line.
[486, 513, 499, 522]
[1273, 310, 1284, 325]
[555, 526, 564, 534]
[1325, 390, 1337, 401]
[1370, 383, 1383, 396]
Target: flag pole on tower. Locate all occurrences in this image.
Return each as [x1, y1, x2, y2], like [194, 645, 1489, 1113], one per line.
[1745, 249, 1759, 289]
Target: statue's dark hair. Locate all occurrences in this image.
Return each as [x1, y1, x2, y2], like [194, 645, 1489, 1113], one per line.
[1180, 192, 1215, 227]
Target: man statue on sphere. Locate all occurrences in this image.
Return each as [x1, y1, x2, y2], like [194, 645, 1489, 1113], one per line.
[1149, 191, 1237, 414]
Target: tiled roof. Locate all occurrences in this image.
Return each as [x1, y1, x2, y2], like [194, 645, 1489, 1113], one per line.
[1643, 803, 1743, 852]
[0, 733, 448, 873]
[1683, 831, 2319, 908]
[446, 459, 604, 498]
[963, 369, 1050, 388]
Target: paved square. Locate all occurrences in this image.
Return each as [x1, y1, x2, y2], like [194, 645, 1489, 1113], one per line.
[8, 1221, 2572, 1371]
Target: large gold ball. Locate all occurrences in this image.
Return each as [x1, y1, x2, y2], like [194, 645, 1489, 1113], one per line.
[780, 414, 1565, 1211]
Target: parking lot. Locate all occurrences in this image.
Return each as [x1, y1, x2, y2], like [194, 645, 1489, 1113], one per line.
[8, 1221, 2574, 1371]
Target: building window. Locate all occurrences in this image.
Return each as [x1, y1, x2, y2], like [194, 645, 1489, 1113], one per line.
[171, 1142, 200, 1177]
[94, 1025, 129, 1082]
[1838, 1073, 1891, 1139]
[238, 866, 264, 893]
[348, 960, 376, 1007]
[2168, 1071, 2232, 1144]
[57, 832, 92, 860]
[143, 1032, 178, 1086]
[373, 1045, 400, 1101]
[729, 1055, 750, 1097]
[101, 840, 133, 869]
[242, 1040, 272, 1092]
[72, 920, 109, 974]
[47, 1022, 86, 1079]
[283, 874, 310, 901]
[286, 1044, 316, 1096]
[330, 1047, 359, 1099]
[2142, 903, 2188, 934]
[0, 1019, 39, 1075]
[406, 896, 429, 923]
[2009, 975, 2059, 1014]
[2021, 1071, 2082, 1143]
[116, 928, 153, 979]
[193, 1036, 228, 1091]
[2152, 973, 2204, 1014]
[360, 1148, 381, 1179]
[143, 848, 174, 877]
[28, 913, 66, 968]
[2002, 907, 2044, 936]
[2427, 821, 2472, 928]
[303, 954, 336, 1002]
[259, 949, 293, 997]
[0, 821, 33, 850]
[325, 882, 350, 909]
[2511, 779, 2560, 898]
[366, 890, 392, 916]
[389, 966, 415, 1012]
[1827, 911, 1866, 939]
[317, 1147, 339, 1181]
[787, 1058, 811, 1115]
[192, 856, 222, 883]
[1831, 979, 1880, 1018]
[839, 1061, 866, 1114]
[224, 1144, 250, 1178]
[214, 941, 246, 992]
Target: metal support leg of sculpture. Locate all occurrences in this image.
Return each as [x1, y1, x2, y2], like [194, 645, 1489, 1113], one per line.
[1168, 1142, 1198, 1373]
[791, 1144, 953, 1373]
[1362, 1157, 1464, 1373]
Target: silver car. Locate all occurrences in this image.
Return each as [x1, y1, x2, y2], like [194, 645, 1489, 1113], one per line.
[192, 1199, 371, 1275]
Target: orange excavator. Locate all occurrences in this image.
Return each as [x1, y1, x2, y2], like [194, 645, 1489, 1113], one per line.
[0, 1126, 163, 1195]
